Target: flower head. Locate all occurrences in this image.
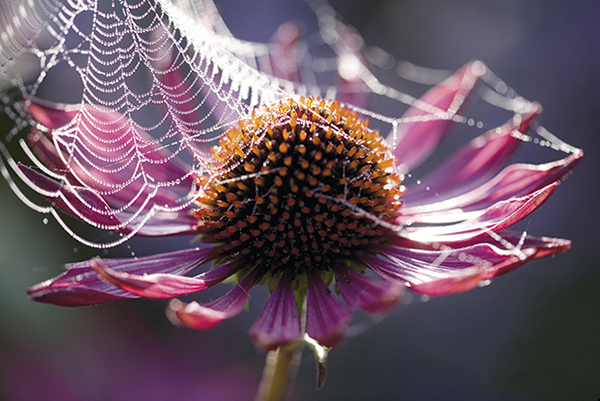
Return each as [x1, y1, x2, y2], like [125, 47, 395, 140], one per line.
[22, 60, 582, 355]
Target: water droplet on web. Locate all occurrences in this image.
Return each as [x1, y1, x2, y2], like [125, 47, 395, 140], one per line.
[75, 274, 83, 281]
[42, 218, 48, 225]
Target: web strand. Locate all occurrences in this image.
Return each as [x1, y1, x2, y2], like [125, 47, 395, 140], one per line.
[0, 0, 580, 261]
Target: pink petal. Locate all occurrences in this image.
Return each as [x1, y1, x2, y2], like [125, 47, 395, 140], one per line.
[361, 242, 537, 296]
[28, 130, 71, 174]
[27, 248, 215, 306]
[402, 104, 542, 206]
[400, 150, 582, 224]
[90, 258, 241, 299]
[26, 98, 196, 210]
[334, 264, 403, 314]
[18, 164, 198, 235]
[388, 231, 571, 261]
[249, 275, 302, 351]
[335, 26, 369, 108]
[269, 21, 304, 83]
[305, 272, 353, 348]
[148, 24, 225, 148]
[469, 231, 571, 261]
[26, 99, 79, 129]
[18, 163, 128, 231]
[166, 271, 257, 331]
[400, 183, 557, 243]
[389, 61, 485, 173]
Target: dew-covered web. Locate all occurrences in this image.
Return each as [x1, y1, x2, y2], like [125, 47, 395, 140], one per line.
[0, 0, 581, 276]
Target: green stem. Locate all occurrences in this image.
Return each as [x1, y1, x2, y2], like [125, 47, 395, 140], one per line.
[255, 342, 303, 401]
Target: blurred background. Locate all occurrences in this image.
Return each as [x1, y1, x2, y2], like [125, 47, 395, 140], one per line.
[1, 0, 598, 400]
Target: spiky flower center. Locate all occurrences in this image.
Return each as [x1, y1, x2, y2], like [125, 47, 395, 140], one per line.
[195, 97, 403, 278]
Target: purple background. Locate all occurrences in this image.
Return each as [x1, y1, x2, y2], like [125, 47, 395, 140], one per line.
[1, 1, 598, 400]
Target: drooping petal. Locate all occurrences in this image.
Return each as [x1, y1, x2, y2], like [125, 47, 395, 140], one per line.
[27, 98, 192, 185]
[334, 263, 403, 313]
[486, 231, 571, 260]
[399, 150, 582, 225]
[305, 272, 353, 348]
[269, 21, 304, 83]
[401, 183, 556, 243]
[18, 163, 128, 231]
[249, 275, 302, 351]
[17, 164, 198, 236]
[388, 230, 571, 261]
[401, 104, 542, 206]
[26, 98, 200, 234]
[360, 242, 537, 296]
[166, 271, 257, 331]
[90, 258, 242, 299]
[27, 248, 215, 306]
[389, 60, 485, 173]
[26, 98, 79, 129]
[335, 26, 369, 108]
[148, 23, 228, 150]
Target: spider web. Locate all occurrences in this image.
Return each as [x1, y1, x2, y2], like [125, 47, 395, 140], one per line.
[0, 0, 580, 259]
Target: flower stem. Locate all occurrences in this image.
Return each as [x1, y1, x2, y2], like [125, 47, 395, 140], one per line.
[255, 342, 303, 401]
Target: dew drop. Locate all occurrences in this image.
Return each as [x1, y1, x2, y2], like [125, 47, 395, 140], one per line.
[420, 295, 430, 302]
[75, 274, 83, 281]
[478, 279, 492, 288]
[42, 218, 48, 225]
[73, 247, 78, 253]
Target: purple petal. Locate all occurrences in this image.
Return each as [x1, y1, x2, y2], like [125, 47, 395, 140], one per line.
[361, 242, 537, 296]
[18, 164, 198, 235]
[402, 104, 542, 206]
[166, 271, 257, 331]
[26, 99, 79, 129]
[389, 61, 485, 173]
[400, 150, 582, 224]
[90, 258, 241, 299]
[149, 24, 224, 146]
[334, 264, 403, 314]
[467, 231, 571, 260]
[305, 272, 353, 348]
[335, 26, 369, 108]
[18, 164, 128, 231]
[388, 231, 571, 261]
[400, 183, 556, 243]
[269, 21, 304, 83]
[249, 275, 302, 351]
[28, 130, 71, 173]
[26, 99, 198, 217]
[27, 248, 216, 306]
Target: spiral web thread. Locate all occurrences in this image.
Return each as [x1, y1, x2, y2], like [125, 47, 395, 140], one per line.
[0, 0, 580, 279]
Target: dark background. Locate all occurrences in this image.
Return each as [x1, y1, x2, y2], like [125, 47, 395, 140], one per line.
[1, 0, 598, 400]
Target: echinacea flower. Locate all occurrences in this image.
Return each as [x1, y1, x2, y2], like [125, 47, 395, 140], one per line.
[22, 60, 581, 356]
